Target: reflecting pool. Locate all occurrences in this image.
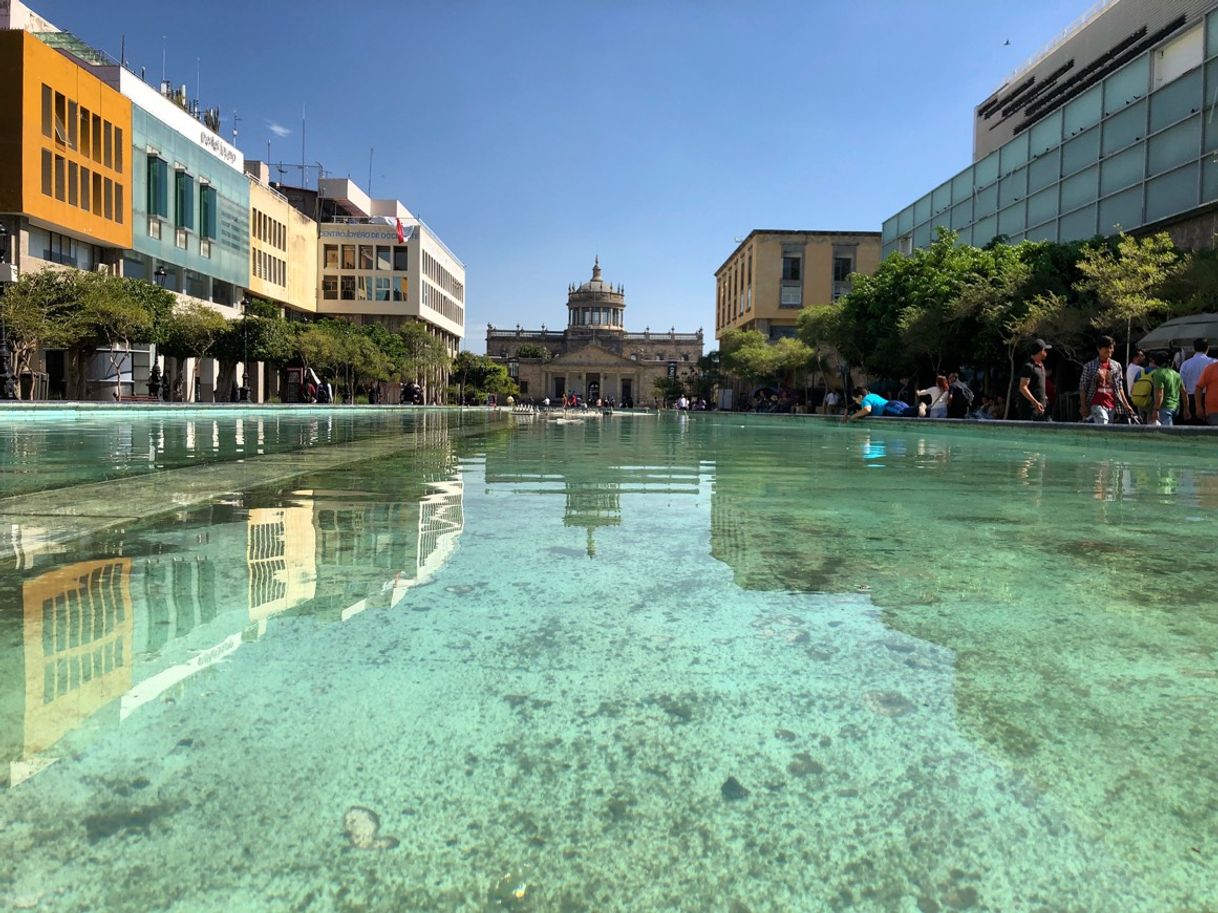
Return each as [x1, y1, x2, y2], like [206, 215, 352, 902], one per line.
[1, 410, 1216, 912]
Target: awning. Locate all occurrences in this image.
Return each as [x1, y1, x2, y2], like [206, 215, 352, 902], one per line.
[1138, 313, 1218, 350]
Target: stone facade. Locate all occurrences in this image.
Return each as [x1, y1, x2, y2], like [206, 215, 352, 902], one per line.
[486, 259, 703, 405]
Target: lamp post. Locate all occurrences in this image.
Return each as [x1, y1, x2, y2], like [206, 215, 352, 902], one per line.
[238, 296, 251, 402]
[0, 223, 16, 400]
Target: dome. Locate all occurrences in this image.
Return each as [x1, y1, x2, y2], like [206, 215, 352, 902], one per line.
[567, 256, 625, 330]
[569, 257, 624, 300]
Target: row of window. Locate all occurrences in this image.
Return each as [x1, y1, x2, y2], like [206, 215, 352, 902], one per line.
[253, 208, 286, 251]
[568, 307, 623, 326]
[323, 243, 409, 273]
[422, 250, 464, 302]
[719, 251, 854, 326]
[421, 281, 464, 324]
[41, 85, 124, 174]
[322, 274, 409, 301]
[147, 157, 218, 240]
[252, 248, 285, 287]
[40, 149, 124, 223]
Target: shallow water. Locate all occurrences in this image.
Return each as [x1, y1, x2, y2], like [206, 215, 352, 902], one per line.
[1, 411, 1216, 912]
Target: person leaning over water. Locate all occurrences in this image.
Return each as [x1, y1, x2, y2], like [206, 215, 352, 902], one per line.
[1017, 339, 1051, 420]
[844, 388, 916, 421]
[1078, 335, 1134, 425]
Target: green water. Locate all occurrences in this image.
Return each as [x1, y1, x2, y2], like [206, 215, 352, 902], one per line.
[1, 410, 1216, 912]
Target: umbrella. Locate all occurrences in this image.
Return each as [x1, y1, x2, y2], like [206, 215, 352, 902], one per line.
[1138, 313, 1218, 350]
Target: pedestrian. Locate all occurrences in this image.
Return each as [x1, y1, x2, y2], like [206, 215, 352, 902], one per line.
[1078, 335, 1133, 424]
[1148, 351, 1184, 426]
[945, 372, 974, 418]
[1194, 354, 1218, 426]
[1017, 339, 1051, 421]
[1178, 338, 1214, 424]
[1125, 349, 1147, 398]
[823, 389, 840, 415]
[919, 376, 951, 418]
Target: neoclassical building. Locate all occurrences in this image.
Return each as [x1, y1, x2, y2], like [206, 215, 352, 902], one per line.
[486, 258, 703, 404]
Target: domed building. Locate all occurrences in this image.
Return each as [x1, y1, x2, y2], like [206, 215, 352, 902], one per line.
[486, 258, 703, 405]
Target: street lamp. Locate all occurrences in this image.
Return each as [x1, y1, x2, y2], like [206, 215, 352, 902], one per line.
[0, 222, 16, 401]
[238, 296, 251, 402]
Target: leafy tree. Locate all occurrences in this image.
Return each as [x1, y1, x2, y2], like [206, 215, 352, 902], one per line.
[514, 342, 550, 359]
[0, 270, 80, 397]
[157, 302, 230, 400]
[449, 351, 516, 403]
[398, 320, 450, 390]
[1074, 231, 1182, 358]
[653, 375, 685, 405]
[66, 273, 162, 400]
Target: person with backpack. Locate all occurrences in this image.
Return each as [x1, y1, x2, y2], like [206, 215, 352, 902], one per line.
[1148, 351, 1185, 426]
[945, 372, 974, 418]
[1078, 335, 1134, 425]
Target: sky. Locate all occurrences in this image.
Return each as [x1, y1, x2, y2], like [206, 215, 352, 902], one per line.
[38, 0, 1093, 352]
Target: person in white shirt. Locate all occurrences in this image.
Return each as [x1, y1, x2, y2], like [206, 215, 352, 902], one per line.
[823, 389, 840, 415]
[1125, 349, 1146, 397]
[1178, 338, 1214, 423]
[916, 376, 950, 418]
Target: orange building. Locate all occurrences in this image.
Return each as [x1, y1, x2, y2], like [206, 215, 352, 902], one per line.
[0, 29, 132, 271]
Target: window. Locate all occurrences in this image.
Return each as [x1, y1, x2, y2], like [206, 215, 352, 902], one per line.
[359, 245, 374, 270]
[104, 178, 113, 220]
[114, 127, 123, 173]
[79, 107, 91, 157]
[68, 161, 78, 206]
[324, 244, 338, 268]
[54, 154, 65, 201]
[376, 246, 392, 271]
[833, 256, 853, 282]
[199, 185, 217, 239]
[103, 122, 112, 168]
[41, 85, 52, 138]
[1153, 25, 1203, 90]
[92, 172, 102, 215]
[175, 171, 194, 229]
[357, 276, 373, 300]
[148, 157, 168, 218]
[91, 114, 101, 163]
[341, 244, 356, 269]
[323, 275, 338, 299]
[781, 256, 801, 281]
[80, 166, 90, 211]
[41, 149, 52, 196]
[340, 276, 356, 300]
[375, 277, 391, 300]
[393, 246, 409, 271]
[54, 92, 66, 145]
[67, 101, 77, 150]
[394, 277, 408, 301]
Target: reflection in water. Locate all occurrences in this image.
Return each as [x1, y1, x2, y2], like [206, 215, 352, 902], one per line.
[1, 444, 464, 789]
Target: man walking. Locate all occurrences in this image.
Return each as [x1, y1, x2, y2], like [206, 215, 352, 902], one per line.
[1195, 354, 1218, 426]
[1016, 339, 1051, 420]
[1079, 335, 1134, 424]
[1149, 351, 1185, 426]
[1178, 338, 1214, 424]
[1125, 349, 1146, 398]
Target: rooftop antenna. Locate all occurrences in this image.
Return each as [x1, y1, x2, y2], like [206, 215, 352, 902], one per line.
[367, 147, 373, 195]
[160, 35, 166, 84]
[301, 104, 307, 188]
[231, 109, 240, 145]
[195, 57, 201, 108]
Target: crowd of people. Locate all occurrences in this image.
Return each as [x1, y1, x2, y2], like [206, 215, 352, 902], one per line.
[844, 336, 1218, 428]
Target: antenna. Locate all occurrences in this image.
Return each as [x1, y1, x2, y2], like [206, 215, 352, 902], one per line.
[231, 109, 240, 144]
[367, 147, 373, 195]
[195, 57, 201, 108]
[301, 105, 307, 188]
[161, 35, 166, 83]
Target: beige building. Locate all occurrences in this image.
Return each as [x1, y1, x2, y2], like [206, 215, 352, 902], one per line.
[715, 230, 882, 342]
[487, 258, 703, 406]
[244, 162, 318, 316]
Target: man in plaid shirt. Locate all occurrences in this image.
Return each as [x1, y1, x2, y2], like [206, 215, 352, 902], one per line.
[1079, 335, 1135, 424]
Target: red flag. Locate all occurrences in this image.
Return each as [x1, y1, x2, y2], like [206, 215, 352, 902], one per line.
[395, 218, 405, 244]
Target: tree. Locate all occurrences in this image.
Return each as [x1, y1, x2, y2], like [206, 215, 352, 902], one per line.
[66, 274, 163, 400]
[653, 375, 685, 406]
[449, 351, 516, 403]
[1074, 231, 1182, 361]
[514, 342, 549, 359]
[157, 302, 230, 400]
[398, 320, 450, 394]
[0, 270, 80, 398]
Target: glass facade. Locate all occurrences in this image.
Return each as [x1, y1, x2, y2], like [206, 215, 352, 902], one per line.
[883, 16, 1215, 257]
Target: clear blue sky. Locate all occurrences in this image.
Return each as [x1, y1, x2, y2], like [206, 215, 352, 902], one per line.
[40, 0, 1090, 352]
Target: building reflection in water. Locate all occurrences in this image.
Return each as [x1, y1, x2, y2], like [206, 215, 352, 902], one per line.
[0, 445, 463, 788]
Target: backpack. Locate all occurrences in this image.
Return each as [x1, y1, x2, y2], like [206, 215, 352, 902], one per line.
[1130, 372, 1154, 409]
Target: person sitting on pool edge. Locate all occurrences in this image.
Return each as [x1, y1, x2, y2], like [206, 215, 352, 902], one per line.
[844, 388, 916, 422]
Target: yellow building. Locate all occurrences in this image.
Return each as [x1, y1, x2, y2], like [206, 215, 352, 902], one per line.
[715, 230, 881, 343]
[0, 29, 132, 271]
[245, 163, 318, 316]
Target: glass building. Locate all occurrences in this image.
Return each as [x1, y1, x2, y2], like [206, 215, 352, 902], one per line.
[883, 1, 1218, 257]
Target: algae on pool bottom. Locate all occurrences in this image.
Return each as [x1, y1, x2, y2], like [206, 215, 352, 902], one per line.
[1, 412, 1216, 912]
